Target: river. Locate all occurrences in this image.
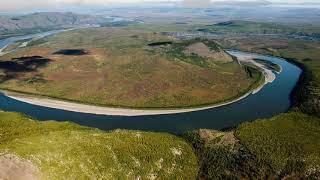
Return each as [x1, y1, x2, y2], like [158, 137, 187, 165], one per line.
[0, 31, 302, 134]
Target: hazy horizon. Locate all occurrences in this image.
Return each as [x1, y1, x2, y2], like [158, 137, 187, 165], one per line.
[0, 0, 320, 12]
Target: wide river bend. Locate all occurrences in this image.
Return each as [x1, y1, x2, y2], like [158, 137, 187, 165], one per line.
[0, 32, 302, 134]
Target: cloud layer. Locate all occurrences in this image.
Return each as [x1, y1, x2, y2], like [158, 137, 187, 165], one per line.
[0, 0, 177, 11]
[181, 0, 212, 7]
[0, 0, 316, 11]
[0, 0, 51, 11]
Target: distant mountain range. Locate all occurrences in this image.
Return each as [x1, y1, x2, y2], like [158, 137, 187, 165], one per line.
[0, 12, 106, 37]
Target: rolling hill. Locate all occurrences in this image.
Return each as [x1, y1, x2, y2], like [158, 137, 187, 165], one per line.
[0, 12, 106, 38]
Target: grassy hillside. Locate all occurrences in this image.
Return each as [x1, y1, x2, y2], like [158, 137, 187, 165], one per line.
[272, 41, 320, 117]
[0, 27, 261, 108]
[184, 112, 320, 179]
[2, 106, 319, 179]
[197, 20, 320, 37]
[236, 112, 320, 177]
[165, 38, 234, 67]
[183, 129, 271, 179]
[0, 111, 198, 179]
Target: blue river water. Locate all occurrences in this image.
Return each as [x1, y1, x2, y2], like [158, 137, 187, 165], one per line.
[0, 32, 302, 134]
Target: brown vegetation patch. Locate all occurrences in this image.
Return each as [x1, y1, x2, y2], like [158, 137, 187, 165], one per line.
[183, 42, 233, 62]
[198, 129, 239, 148]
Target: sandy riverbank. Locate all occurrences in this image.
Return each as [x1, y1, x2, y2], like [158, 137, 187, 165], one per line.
[4, 90, 255, 116]
[236, 55, 276, 94]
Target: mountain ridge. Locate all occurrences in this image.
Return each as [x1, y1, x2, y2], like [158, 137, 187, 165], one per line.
[0, 12, 105, 37]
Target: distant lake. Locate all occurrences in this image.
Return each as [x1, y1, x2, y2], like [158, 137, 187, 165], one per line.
[0, 32, 302, 134]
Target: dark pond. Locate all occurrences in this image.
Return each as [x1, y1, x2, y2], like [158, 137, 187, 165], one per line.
[53, 49, 89, 55]
[148, 41, 173, 47]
